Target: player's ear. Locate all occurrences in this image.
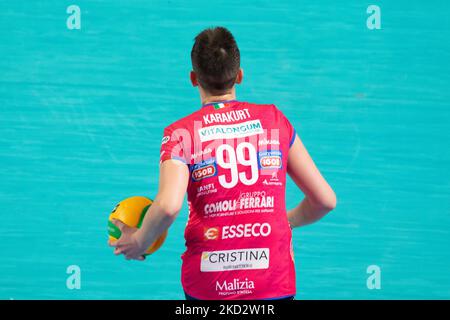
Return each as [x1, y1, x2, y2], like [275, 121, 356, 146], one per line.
[190, 71, 198, 87]
[235, 68, 244, 84]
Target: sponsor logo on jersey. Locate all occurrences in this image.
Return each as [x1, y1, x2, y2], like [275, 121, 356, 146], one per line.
[238, 190, 266, 200]
[215, 278, 255, 296]
[204, 196, 274, 215]
[203, 108, 251, 125]
[197, 183, 217, 197]
[262, 179, 283, 186]
[204, 227, 220, 240]
[258, 138, 280, 146]
[198, 183, 215, 193]
[191, 147, 212, 161]
[262, 171, 283, 186]
[223, 223, 271, 239]
[198, 120, 264, 142]
[258, 150, 282, 169]
[161, 136, 170, 145]
[200, 248, 270, 272]
[204, 223, 272, 241]
[204, 200, 237, 214]
[191, 158, 217, 181]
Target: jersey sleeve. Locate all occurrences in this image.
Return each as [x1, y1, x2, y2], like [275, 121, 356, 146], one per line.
[274, 106, 296, 148]
[159, 124, 189, 165]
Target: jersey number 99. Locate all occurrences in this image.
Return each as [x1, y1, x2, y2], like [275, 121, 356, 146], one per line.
[216, 142, 259, 189]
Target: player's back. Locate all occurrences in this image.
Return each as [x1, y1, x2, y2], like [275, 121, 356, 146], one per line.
[160, 100, 296, 299]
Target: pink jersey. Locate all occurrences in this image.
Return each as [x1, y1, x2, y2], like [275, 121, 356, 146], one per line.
[160, 100, 296, 300]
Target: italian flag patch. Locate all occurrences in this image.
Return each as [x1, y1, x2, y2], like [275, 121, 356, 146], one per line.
[213, 103, 225, 110]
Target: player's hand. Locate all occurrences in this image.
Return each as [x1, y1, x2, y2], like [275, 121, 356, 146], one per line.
[108, 219, 146, 261]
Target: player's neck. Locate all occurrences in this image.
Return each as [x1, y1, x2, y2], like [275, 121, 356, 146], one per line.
[201, 89, 236, 106]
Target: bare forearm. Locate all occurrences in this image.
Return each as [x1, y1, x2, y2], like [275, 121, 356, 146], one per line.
[134, 200, 176, 250]
[132, 160, 188, 252]
[287, 196, 333, 228]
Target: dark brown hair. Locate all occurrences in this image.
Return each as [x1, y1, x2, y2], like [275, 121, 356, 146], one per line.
[191, 27, 240, 94]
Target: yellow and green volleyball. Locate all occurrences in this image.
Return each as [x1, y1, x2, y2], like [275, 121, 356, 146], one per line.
[107, 196, 168, 256]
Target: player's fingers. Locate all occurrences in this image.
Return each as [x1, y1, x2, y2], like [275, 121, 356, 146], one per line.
[108, 239, 117, 247]
[111, 219, 127, 232]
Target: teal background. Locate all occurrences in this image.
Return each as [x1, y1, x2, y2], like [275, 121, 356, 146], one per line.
[0, 1, 449, 299]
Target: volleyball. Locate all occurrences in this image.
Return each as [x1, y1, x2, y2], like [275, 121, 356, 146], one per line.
[108, 196, 167, 255]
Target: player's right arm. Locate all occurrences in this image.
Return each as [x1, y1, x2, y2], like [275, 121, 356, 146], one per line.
[287, 135, 337, 228]
[108, 159, 189, 260]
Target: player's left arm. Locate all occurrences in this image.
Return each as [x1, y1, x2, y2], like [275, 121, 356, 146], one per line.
[110, 159, 189, 260]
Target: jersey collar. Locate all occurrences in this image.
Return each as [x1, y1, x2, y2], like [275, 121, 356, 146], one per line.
[201, 100, 237, 109]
